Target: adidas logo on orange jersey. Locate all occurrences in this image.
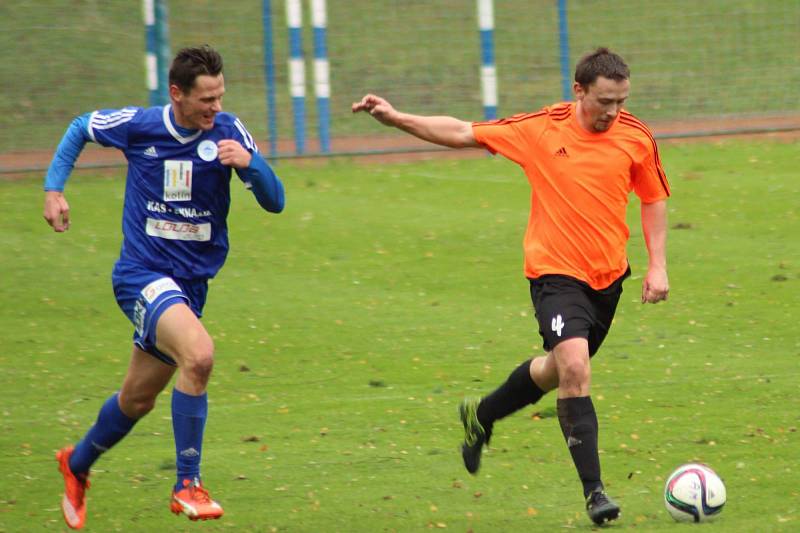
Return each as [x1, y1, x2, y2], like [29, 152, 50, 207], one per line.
[554, 147, 569, 157]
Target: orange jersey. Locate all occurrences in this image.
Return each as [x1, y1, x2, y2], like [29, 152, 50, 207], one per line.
[472, 102, 669, 290]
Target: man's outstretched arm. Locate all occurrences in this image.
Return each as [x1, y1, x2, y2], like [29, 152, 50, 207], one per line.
[352, 94, 480, 149]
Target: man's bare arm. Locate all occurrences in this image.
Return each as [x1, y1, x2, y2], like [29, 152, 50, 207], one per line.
[352, 94, 479, 149]
[640, 199, 669, 303]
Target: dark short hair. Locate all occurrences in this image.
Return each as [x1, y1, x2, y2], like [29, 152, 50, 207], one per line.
[574, 47, 629, 88]
[169, 45, 224, 94]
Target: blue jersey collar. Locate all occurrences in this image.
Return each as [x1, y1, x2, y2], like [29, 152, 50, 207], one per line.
[163, 105, 203, 144]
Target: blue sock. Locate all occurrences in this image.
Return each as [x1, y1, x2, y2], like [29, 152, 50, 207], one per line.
[69, 393, 137, 476]
[172, 388, 208, 490]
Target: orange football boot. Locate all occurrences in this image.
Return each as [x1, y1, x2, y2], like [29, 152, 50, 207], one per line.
[56, 446, 90, 530]
[170, 478, 224, 521]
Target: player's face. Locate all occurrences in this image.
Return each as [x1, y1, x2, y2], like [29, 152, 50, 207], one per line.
[574, 76, 629, 133]
[171, 74, 225, 131]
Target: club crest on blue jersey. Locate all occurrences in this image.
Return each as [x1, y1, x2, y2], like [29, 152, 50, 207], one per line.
[197, 140, 218, 162]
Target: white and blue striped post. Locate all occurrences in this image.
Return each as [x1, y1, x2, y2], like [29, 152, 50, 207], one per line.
[477, 0, 498, 120]
[262, 0, 278, 159]
[310, 0, 331, 153]
[557, 0, 572, 101]
[286, 0, 306, 154]
[143, 0, 170, 106]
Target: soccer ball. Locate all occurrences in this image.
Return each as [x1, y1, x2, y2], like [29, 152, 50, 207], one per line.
[664, 463, 726, 522]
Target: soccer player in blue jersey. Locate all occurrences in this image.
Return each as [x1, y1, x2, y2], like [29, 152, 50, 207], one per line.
[44, 45, 285, 529]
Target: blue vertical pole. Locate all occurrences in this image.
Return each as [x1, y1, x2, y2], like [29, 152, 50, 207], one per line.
[310, 0, 331, 153]
[262, 0, 278, 159]
[143, 0, 170, 106]
[286, 0, 306, 155]
[477, 0, 497, 120]
[557, 0, 571, 101]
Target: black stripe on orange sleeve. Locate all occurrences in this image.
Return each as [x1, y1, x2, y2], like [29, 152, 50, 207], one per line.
[473, 110, 547, 127]
[618, 114, 661, 160]
[618, 115, 670, 196]
[619, 110, 652, 130]
[549, 103, 572, 121]
[618, 117, 664, 172]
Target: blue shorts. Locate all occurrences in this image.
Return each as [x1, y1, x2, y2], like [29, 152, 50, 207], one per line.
[112, 261, 209, 366]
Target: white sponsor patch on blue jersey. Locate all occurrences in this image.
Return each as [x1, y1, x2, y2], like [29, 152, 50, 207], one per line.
[146, 218, 211, 242]
[163, 160, 193, 201]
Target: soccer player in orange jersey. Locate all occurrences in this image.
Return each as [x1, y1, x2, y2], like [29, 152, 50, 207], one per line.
[353, 47, 669, 525]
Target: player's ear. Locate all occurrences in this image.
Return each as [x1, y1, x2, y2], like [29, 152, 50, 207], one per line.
[573, 81, 585, 100]
[168, 84, 184, 103]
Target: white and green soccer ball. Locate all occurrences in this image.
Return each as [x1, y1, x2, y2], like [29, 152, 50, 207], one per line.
[664, 463, 726, 522]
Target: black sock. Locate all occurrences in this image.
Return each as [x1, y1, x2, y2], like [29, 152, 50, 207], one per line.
[557, 396, 602, 498]
[477, 359, 546, 433]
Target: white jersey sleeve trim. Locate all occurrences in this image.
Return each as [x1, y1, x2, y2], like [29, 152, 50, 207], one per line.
[88, 108, 137, 143]
[87, 111, 98, 143]
[233, 118, 258, 152]
[91, 108, 138, 124]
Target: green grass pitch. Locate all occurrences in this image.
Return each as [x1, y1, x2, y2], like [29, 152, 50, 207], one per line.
[0, 139, 798, 531]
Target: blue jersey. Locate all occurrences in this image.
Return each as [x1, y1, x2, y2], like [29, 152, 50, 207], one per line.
[87, 105, 260, 280]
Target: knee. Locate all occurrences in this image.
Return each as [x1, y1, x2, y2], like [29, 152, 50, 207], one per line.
[180, 338, 215, 384]
[559, 358, 590, 386]
[119, 392, 158, 419]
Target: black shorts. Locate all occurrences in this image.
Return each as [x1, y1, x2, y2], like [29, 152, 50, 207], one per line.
[529, 267, 630, 357]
